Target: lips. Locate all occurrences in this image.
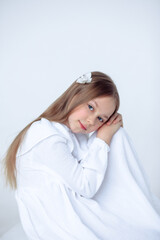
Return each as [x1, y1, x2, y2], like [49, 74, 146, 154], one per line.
[79, 120, 87, 130]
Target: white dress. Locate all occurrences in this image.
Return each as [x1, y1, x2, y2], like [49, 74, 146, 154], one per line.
[15, 118, 160, 240]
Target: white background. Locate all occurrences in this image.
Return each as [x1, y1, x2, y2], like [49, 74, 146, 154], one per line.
[0, 0, 160, 236]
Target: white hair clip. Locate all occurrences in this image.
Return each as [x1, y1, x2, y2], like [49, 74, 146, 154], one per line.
[76, 72, 92, 84]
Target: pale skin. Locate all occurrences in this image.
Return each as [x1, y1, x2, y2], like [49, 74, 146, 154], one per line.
[64, 95, 123, 145]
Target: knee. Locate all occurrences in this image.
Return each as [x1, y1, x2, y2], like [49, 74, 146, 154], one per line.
[114, 127, 125, 137]
[111, 127, 126, 143]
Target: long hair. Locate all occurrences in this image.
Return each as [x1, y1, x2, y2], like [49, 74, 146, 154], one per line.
[3, 71, 120, 189]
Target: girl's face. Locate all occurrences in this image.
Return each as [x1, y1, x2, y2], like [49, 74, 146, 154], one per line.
[64, 96, 116, 134]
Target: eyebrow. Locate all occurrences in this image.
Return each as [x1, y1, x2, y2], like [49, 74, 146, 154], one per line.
[92, 100, 109, 120]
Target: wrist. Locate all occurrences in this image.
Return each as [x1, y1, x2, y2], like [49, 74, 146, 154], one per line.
[96, 134, 112, 145]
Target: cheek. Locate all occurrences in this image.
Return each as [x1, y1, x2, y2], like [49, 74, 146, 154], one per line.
[94, 122, 105, 130]
[76, 108, 88, 118]
[89, 122, 103, 132]
[69, 108, 88, 120]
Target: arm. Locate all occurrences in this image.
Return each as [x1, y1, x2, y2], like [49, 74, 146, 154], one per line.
[32, 134, 110, 198]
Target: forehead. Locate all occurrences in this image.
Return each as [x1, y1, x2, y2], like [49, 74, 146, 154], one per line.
[92, 96, 115, 107]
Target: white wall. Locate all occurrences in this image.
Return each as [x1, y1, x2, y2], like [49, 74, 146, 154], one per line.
[0, 0, 160, 236]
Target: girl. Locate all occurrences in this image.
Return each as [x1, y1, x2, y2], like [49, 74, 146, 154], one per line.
[3, 71, 160, 240]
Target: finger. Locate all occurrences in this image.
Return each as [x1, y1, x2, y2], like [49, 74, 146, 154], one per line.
[113, 114, 122, 124]
[115, 119, 123, 128]
[119, 119, 123, 127]
[109, 113, 122, 125]
[107, 113, 119, 125]
[120, 120, 123, 127]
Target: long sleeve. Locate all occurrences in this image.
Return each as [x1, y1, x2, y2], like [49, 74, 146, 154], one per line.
[15, 124, 160, 240]
[30, 134, 110, 198]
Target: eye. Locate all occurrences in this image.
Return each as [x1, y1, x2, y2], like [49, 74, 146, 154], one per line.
[88, 104, 94, 111]
[98, 116, 103, 122]
[88, 104, 104, 123]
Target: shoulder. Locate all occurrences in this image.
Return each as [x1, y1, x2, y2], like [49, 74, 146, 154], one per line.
[28, 118, 71, 139]
[17, 118, 73, 157]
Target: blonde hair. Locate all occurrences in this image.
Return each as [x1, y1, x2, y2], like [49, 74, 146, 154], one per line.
[3, 71, 120, 189]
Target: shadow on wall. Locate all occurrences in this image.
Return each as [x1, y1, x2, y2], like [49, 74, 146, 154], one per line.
[0, 223, 28, 240]
[0, 167, 20, 237]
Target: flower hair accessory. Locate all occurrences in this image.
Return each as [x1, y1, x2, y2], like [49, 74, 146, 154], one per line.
[76, 72, 92, 84]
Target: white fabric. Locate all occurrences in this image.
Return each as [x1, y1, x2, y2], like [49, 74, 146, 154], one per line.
[15, 118, 160, 240]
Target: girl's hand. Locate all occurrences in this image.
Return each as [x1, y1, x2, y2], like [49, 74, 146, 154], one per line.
[96, 113, 123, 145]
[106, 112, 123, 127]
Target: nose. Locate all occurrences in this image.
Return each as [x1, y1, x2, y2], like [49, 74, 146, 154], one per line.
[87, 116, 96, 126]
